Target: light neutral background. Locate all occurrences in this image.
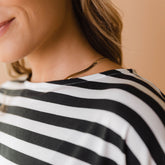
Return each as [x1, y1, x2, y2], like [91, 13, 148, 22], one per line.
[114, 0, 165, 93]
[0, 0, 165, 93]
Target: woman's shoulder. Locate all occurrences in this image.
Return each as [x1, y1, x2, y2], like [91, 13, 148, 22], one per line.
[77, 67, 165, 130]
[98, 67, 165, 104]
[84, 67, 165, 131]
[98, 67, 165, 120]
[87, 66, 165, 105]
[95, 68, 165, 164]
[77, 66, 165, 164]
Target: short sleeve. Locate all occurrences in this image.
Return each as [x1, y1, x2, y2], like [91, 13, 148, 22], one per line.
[124, 107, 165, 164]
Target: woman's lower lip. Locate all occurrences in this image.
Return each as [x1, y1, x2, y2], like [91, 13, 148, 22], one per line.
[0, 18, 15, 38]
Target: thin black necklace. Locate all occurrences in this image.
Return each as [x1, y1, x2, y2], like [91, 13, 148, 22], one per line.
[27, 57, 106, 81]
[64, 57, 106, 79]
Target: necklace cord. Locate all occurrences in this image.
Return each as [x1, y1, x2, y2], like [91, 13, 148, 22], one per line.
[27, 57, 106, 81]
[64, 57, 106, 80]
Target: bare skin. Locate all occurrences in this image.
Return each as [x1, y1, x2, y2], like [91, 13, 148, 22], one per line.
[0, 0, 124, 83]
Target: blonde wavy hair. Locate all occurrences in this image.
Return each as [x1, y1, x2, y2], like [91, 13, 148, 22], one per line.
[0, 0, 123, 112]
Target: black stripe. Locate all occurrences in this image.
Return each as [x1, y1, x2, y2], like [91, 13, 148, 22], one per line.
[5, 105, 126, 154]
[124, 145, 141, 165]
[3, 80, 164, 127]
[2, 89, 164, 164]
[3, 69, 133, 86]
[1, 87, 165, 163]
[72, 82, 165, 126]
[106, 71, 165, 102]
[0, 143, 51, 165]
[160, 91, 165, 99]
[0, 86, 165, 127]
[0, 122, 117, 165]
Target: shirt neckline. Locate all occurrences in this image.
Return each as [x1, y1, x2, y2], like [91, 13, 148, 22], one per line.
[23, 68, 135, 86]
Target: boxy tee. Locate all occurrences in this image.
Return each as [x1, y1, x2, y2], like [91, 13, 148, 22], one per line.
[0, 68, 165, 165]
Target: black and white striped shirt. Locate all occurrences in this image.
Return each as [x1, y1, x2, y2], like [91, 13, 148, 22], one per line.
[0, 68, 165, 165]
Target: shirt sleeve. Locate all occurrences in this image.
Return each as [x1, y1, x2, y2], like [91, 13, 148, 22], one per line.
[124, 101, 165, 165]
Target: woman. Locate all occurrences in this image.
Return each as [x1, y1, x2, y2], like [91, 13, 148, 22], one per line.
[0, 0, 164, 164]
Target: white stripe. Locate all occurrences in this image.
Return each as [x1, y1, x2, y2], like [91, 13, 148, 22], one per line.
[2, 73, 164, 110]
[0, 72, 105, 91]
[0, 90, 164, 153]
[86, 73, 164, 109]
[126, 125, 156, 165]
[0, 113, 125, 165]
[0, 80, 63, 91]
[45, 83, 165, 152]
[0, 155, 17, 165]
[0, 94, 129, 140]
[118, 69, 165, 100]
[0, 132, 89, 165]
[1, 71, 164, 164]
[0, 73, 164, 157]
